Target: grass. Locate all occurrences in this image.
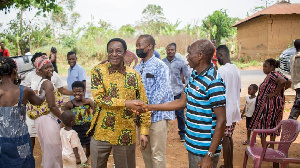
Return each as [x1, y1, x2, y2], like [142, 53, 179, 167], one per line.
[232, 60, 262, 69]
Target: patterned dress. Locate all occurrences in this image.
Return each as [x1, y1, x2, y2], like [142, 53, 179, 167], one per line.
[0, 85, 35, 167]
[71, 102, 92, 145]
[249, 71, 288, 137]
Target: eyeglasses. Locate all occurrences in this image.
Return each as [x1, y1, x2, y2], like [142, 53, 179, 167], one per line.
[108, 49, 124, 56]
[140, 64, 144, 75]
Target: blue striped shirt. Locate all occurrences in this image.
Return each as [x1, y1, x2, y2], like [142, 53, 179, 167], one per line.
[135, 55, 175, 123]
[184, 63, 226, 157]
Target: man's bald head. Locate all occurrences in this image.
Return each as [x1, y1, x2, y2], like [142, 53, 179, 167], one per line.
[190, 39, 215, 64]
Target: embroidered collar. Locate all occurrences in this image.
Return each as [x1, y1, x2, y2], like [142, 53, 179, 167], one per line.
[108, 63, 126, 75]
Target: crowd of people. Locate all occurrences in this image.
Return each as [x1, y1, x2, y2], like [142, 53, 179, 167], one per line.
[0, 36, 299, 168]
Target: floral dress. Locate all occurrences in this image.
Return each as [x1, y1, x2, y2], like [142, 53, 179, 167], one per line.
[0, 85, 35, 167]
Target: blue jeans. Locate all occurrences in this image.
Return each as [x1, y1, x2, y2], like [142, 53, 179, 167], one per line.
[174, 94, 185, 137]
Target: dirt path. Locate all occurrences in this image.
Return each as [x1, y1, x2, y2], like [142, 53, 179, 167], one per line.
[33, 102, 300, 168]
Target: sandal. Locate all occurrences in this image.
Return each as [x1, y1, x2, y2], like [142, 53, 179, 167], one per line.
[242, 140, 250, 145]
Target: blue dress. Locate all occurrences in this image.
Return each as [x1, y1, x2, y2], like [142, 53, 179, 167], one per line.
[0, 85, 35, 168]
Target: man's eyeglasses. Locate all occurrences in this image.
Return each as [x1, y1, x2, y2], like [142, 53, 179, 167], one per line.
[140, 64, 144, 75]
[108, 49, 124, 56]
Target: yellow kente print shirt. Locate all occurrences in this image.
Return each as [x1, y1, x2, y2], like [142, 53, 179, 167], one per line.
[89, 62, 151, 145]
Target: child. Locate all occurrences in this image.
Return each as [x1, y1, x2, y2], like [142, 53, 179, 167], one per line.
[64, 81, 95, 159]
[60, 110, 87, 167]
[242, 84, 258, 145]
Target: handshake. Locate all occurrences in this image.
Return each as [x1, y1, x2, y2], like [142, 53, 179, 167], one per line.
[125, 100, 149, 114]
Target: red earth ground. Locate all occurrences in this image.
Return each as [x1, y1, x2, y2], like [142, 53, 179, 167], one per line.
[33, 102, 300, 168]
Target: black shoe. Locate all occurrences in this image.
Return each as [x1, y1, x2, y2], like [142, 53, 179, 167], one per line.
[180, 136, 185, 142]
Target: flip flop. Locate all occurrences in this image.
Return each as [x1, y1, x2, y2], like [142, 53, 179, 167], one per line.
[242, 140, 250, 145]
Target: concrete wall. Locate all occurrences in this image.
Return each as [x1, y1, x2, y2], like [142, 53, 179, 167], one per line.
[236, 14, 300, 61]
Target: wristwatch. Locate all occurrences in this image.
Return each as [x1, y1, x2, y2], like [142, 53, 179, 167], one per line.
[207, 151, 214, 158]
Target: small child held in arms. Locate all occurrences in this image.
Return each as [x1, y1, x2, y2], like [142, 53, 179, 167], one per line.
[242, 84, 258, 145]
[64, 81, 95, 159]
[60, 110, 87, 167]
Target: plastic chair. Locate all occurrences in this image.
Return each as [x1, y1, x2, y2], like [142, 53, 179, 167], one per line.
[243, 119, 300, 168]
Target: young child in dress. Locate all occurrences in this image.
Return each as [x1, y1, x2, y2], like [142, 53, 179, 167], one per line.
[60, 110, 87, 167]
[242, 84, 258, 145]
[64, 81, 95, 159]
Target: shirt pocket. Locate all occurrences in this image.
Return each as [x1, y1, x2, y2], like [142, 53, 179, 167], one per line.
[145, 78, 155, 90]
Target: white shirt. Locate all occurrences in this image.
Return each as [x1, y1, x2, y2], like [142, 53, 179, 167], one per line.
[22, 70, 64, 90]
[218, 63, 242, 126]
[245, 96, 256, 117]
[25, 52, 32, 55]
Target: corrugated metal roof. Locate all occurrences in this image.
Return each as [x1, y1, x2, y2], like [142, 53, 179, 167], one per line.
[232, 2, 300, 27]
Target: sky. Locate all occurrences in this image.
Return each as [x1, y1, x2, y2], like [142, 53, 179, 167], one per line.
[1, 0, 300, 30]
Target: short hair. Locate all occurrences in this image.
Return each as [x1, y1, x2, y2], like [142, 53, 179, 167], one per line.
[216, 45, 230, 56]
[249, 84, 258, 92]
[193, 39, 215, 62]
[51, 47, 57, 53]
[264, 58, 280, 68]
[25, 47, 30, 53]
[61, 110, 75, 126]
[67, 51, 76, 58]
[31, 52, 42, 63]
[0, 57, 17, 76]
[1, 42, 5, 44]
[294, 39, 300, 50]
[72, 81, 85, 91]
[138, 34, 156, 49]
[167, 43, 177, 50]
[106, 38, 127, 52]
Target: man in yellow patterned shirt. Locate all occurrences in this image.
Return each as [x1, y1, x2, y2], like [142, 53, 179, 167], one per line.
[88, 38, 151, 168]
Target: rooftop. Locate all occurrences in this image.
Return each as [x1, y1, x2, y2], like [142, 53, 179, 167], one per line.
[232, 2, 300, 27]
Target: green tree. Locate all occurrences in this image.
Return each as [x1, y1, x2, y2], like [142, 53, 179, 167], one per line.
[1, 0, 59, 13]
[140, 4, 167, 34]
[118, 24, 136, 37]
[202, 9, 238, 45]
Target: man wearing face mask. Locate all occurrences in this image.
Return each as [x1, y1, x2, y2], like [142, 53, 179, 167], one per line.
[135, 34, 175, 168]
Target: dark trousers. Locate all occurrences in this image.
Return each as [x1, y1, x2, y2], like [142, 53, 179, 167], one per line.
[289, 88, 300, 120]
[174, 94, 185, 137]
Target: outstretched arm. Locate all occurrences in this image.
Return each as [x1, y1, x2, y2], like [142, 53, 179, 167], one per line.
[58, 87, 73, 95]
[24, 86, 45, 105]
[135, 92, 187, 112]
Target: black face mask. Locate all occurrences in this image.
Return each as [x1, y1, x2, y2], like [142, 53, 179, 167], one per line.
[136, 49, 147, 58]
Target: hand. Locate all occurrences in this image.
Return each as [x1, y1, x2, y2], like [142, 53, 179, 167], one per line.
[76, 157, 81, 164]
[267, 93, 275, 98]
[139, 135, 148, 150]
[125, 100, 146, 114]
[133, 101, 149, 114]
[198, 155, 213, 168]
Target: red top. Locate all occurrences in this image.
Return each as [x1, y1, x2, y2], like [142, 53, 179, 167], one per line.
[0, 49, 9, 57]
[212, 48, 217, 68]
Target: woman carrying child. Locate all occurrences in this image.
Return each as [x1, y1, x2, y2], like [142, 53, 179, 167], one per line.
[65, 81, 95, 159]
[0, 57, 45, 167]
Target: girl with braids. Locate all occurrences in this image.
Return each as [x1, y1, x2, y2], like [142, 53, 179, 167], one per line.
[0, 57, 45, 167]
[249, 58, 291, 148]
